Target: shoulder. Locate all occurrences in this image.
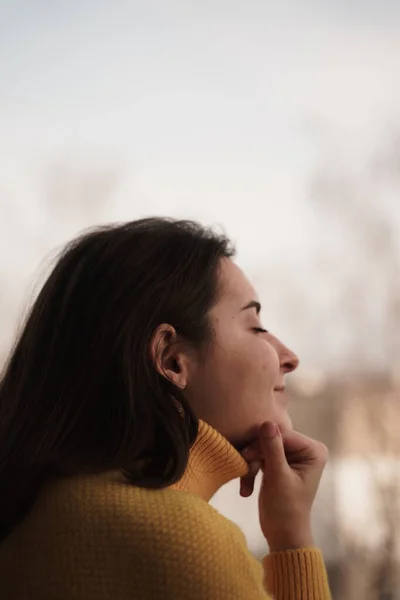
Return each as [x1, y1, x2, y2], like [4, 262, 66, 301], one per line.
[3, 472, 269, 599]
[38, 470, 243, 537]
[55, 471, 249, 550]
[39, 471, 253, 567]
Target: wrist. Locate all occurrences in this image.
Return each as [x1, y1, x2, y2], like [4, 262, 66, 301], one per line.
[266, 527, 316, 552]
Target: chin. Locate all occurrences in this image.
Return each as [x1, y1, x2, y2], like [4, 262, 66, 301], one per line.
[278, 413, 293, 431]
[230, 422, 265, 452]
[229, 413, 293, 451]
[229, 427, 258, 452]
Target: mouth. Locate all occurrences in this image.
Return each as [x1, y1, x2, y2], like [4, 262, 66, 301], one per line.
[273, 386, 285, 392]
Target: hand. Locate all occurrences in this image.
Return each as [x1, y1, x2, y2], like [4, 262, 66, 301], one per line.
[240, 422, 328, 551]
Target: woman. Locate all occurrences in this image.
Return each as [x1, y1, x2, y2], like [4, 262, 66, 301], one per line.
[0, 218, 331, 599]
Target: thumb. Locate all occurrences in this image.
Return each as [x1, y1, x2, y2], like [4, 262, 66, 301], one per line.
[260, 422, 287, 475]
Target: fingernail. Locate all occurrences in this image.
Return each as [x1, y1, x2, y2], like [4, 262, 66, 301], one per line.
[261, 422, 277, 439]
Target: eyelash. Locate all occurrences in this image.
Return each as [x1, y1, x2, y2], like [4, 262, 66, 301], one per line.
[252, 327, 268, 334]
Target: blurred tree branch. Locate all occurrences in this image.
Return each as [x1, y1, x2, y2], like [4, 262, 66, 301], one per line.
[308, 131, 400, 375]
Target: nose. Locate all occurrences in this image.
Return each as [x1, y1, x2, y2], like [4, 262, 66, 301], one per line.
[270, 336, 300, 374]
[281, 346, 299, 374]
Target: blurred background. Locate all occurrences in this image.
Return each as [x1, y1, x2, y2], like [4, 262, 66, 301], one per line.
[1, 1, 400, 597]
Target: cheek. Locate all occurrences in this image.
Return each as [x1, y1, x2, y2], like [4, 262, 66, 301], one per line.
[242, 338, 280, 390]
[216, 335, 279, 407]
[260, 343, 280, 379]
[227, 326, 275, 368]
[233, 341, 281, 422]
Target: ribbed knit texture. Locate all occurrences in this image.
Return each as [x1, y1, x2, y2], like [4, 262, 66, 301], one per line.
[0, 420, 331, 599]
[263, 548, 330, 599]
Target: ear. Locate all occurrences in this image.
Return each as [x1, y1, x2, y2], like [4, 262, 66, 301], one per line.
[149, 324, 191, 389]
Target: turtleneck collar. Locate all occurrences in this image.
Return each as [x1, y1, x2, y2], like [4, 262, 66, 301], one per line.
[170, 419, 249, 501]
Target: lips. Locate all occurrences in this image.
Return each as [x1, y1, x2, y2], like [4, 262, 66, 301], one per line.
[273, 386, 285, 392]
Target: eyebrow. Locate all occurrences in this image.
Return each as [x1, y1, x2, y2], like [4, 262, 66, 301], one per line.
[241, 300, 261, 315]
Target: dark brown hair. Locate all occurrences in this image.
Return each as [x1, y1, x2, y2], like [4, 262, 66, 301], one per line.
[0, 217, 235, 540]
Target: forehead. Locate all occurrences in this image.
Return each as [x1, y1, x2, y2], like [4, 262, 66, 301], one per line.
[216, 258, 258, 307]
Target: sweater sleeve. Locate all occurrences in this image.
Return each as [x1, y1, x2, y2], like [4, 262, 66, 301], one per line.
[263, 548, 332, 599]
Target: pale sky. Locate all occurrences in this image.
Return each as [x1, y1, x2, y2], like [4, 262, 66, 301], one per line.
[1, 0, 400, 368]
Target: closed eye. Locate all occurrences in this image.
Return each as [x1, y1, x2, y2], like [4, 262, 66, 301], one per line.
[252, 327, 268, 333]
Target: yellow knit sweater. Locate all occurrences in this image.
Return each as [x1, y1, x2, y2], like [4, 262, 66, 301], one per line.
[0, 420, 331, 599]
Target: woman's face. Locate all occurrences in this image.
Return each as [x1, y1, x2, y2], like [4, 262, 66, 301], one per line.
[185, 258, 299, 450]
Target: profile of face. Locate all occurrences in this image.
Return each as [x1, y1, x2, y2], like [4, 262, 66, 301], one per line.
[153, 258, 299, 450]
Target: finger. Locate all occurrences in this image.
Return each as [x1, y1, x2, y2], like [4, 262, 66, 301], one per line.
[279, 427, 316, 449]
[240, 475, 255, 497]
[248, 460, 262, 477]
[241, 444, 263, 463]
[279, 428, 328, 463]
[239, 459, 262, 497]
[259, 421, 287, 476]
[245, 426, 312, 456]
